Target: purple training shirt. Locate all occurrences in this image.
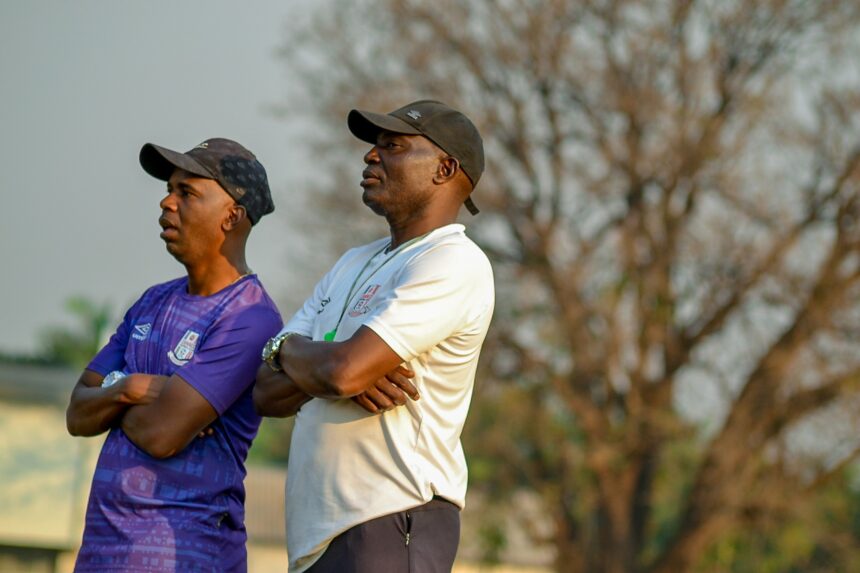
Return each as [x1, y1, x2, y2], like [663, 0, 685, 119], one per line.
[75, 275, 281, 573]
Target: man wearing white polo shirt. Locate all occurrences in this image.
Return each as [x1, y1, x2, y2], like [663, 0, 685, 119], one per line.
[254, 100, 495, 572]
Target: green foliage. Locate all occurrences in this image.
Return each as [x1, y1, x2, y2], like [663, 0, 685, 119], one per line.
[39, 296, 113, 369]
[643, 438, 702, 564]
[247, 416, 295, 465]
[477, 521, 507, 565]
[694, 467, 860, 573]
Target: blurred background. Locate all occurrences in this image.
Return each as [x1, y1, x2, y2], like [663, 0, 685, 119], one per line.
[2, 1, 860, 572]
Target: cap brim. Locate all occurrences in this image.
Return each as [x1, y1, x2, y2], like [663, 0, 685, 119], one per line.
[139, 143, 215, 182]
[347, 109, 423, 144]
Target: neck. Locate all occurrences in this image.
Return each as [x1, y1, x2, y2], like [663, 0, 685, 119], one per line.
[387, 211, 457, 251]
[185, 255, 250, 296]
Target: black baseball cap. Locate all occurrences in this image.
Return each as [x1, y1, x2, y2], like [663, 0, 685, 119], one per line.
[139, 138, 275, 225]
[347, 100, 484, 215]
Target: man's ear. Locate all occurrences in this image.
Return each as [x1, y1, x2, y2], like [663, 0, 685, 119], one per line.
[223, 204, 248, 232]
[433, 156, 460, 185]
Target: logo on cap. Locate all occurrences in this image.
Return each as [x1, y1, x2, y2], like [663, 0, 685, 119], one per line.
[406, 110, 422, 120]
[194, 142, 209, 150]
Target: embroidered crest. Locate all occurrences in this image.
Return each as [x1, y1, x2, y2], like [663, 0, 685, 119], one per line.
[168, 330, 200, 366]
[131, 323, 152, 341]
[347, 284, 380, 318]
[406, 110, 422, 120]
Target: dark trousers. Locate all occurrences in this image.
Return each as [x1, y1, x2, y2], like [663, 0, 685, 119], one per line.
[306, 497, 460, 573]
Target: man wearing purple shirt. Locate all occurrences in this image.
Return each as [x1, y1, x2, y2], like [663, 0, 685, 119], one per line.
[66, 138, 282, 572]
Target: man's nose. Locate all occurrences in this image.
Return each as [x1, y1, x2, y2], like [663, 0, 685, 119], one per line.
[160, 191, 176, 210]
[363, 146, 380, 164]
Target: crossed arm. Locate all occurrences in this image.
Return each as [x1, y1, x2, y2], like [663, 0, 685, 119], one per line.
[253, 326, 418, 417]
[66, 369, 217, 459]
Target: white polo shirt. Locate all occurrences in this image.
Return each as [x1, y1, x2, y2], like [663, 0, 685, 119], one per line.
[280, 223, 495, 571]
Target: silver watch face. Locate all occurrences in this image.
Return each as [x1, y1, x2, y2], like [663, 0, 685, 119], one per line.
[101, 371, 124, 388]
[261, 338, 274, 361]
[263, 333, 293, 370]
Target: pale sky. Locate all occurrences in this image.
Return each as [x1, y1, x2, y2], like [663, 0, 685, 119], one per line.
[1, 1, 327, 354]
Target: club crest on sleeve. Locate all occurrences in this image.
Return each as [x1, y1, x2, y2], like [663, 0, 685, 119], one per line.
[131, 323, 152, 341]
[348, 284, 380, 318]
[168, 330, 200, 366]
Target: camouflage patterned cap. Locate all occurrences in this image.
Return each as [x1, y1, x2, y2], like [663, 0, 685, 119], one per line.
[139, 138, 274, 225]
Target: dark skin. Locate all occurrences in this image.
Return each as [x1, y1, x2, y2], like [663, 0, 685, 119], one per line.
[66, 169, 251, 458]
[253, 360, 417, 416]
[253, 131, 473, 410]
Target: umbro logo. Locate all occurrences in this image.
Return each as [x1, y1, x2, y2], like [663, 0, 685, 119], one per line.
[132, 323, 152, 341]
[406, 110, 422, 120]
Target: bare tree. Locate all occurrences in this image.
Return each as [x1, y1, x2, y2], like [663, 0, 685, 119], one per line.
[278, 1, 860, 571]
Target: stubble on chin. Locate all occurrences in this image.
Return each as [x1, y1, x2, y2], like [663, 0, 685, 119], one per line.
[362, 191, 388, 217]
[162, 239, 186, 263]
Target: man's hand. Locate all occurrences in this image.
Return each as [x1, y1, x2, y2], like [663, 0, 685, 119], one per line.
[279, 326, 412, 399]
[116, 374, 165, 405]
[66, 369, 158, 438]
[253, 363, 313, 418]
[120, 373, 218, 459]
[351, 365, 419, 414]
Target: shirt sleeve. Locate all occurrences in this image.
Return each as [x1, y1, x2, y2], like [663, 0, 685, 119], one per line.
[177, 304, 283, 415]
[362, 242, 495, 362]
[87, 301, 138, 376]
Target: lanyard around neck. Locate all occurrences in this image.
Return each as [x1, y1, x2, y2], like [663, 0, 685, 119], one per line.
[324, 233, 430, 342]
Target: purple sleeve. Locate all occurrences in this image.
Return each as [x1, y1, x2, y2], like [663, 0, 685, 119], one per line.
[87, 309, 134, 376]
[176, 305, 283, 415]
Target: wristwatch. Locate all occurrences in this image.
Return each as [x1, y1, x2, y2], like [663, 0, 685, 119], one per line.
[101, 370, 126, 388]
[261, 331, 296, 372]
